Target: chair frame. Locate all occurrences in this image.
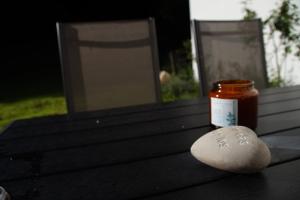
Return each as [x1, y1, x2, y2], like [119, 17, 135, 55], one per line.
[192, 19, 269, 97]
[56, 18, 161, 115]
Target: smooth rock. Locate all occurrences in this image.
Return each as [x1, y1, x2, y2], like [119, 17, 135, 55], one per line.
[190, 126, 271, 173]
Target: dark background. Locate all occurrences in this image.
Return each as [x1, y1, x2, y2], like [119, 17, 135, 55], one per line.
[2, 0, 190, 100]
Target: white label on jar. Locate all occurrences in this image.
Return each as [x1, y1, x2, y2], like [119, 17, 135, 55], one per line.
[211, 97, 238, 127]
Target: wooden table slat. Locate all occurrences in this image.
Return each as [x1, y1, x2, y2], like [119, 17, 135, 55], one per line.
[1, 119, 300, 183]
[141, 158, 300, 200]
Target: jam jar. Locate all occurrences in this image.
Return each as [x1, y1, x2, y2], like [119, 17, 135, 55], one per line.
[209, 80, 258, 130]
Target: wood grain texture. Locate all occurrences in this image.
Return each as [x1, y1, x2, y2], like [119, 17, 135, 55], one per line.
[141, 159, 300, 200]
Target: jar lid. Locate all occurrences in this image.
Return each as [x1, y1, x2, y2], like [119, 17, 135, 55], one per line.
[213, 80, 254, 90]
[214, 80, 254, 86]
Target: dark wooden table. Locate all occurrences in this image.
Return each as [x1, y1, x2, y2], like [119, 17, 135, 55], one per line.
[1, 85, 300, 200]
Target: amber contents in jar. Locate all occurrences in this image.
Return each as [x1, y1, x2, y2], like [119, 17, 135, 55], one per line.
[209, 80, 258, 130]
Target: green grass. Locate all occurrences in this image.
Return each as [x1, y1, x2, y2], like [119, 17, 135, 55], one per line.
[0, 96, 67, 131]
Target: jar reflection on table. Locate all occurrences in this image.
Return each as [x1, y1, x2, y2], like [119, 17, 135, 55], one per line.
[209, 80, 258, 130]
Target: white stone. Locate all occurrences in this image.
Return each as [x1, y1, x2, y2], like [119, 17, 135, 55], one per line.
[190, 126, 271, 173]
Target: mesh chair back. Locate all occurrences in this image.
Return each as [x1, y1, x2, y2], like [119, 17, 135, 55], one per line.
[193, 19, 268, 96]
[57, 19, 161, 114]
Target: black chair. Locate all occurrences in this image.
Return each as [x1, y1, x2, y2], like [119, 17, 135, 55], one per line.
[56, 18, 161, 115]
[192, 19, 268, 96]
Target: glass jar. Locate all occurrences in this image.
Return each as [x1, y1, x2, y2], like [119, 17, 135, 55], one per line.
[209, 80, 258, 130]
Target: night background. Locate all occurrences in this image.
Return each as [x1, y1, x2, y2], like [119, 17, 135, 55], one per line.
[1, 0, 191, 101]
